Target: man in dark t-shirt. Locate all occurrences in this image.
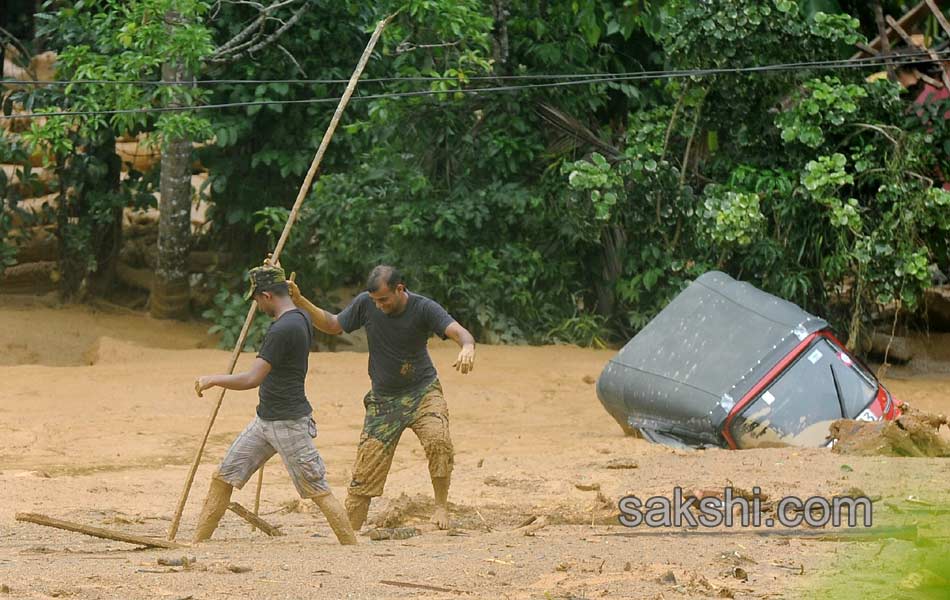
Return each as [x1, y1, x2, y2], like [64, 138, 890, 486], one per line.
[289, 265, 476, 530]
[191, 264, 356, 545]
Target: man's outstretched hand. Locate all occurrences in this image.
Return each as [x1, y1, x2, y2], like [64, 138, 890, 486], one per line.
[453, 345, 476, 374]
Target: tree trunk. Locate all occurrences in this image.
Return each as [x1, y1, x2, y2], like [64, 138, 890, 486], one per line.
[87, 128, 123, 296]
[150, 11, 193, 320]
[595, 223, 626, 320]
[491, 0, 510, 76]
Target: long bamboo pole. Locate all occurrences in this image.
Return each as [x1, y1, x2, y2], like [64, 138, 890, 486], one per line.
[167, 14, 394, 541]
[17, 513, 185, 549]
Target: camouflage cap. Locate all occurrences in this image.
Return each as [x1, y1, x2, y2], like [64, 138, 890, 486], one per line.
[245, 265, 286, 301]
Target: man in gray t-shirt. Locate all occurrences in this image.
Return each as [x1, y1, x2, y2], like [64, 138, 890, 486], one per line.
[289, 265, 476, 530]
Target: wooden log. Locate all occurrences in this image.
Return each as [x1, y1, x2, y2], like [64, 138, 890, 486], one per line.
[115, 261, 153, 291]
[870, 331, 915, 363]
[115, 252, 232, 292]
[226, 502, 283, 537]
[0, 260, 56, 294]
[12, 230, 58, 263]
[15, 512, 185, 549]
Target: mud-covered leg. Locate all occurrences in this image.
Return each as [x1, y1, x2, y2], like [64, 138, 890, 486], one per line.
[347, 434, 398, 531]
[192, 473, 233, 543]
[410, 384, 455, 530]
[345, 493, 372, 531]
[312, 493, 358, 545]
[430, 476, 451, 529]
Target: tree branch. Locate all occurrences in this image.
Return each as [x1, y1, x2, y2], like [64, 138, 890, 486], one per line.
[276, 43, 306, 76]
[211, 0, 302, 59]
[845, 123, 900, 147]
[210, 0, 308, 64]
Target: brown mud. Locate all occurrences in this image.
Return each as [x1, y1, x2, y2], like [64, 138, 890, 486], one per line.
[0, 298, 948, 599]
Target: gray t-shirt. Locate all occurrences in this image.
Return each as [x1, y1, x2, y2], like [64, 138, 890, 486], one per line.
[256, 308, 313, 420]
[337, 291, 455, 396]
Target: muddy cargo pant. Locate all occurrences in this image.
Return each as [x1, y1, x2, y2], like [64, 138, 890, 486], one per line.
[348, 379, 454, 498]
[216, 414, 331, 499]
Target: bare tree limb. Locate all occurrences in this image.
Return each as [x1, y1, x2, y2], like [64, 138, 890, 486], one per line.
[211, 0, 308, 64]
[846, 122, 900, 146]
[212, 0, 302, 59]
[213, 14, 266, 57]
[396, 40, 461, 54]
[277, 43, 306, 76]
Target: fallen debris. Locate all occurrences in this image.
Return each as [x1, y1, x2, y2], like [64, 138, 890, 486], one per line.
[603, 459, 639, 470]
[379, 580, 468, 594]
[515, 515, 538, 529]
[227, 502, 283, 536]
[831, 404, 950, 457]
[135, 568, 178, 574]
[516, 516, 548, 537]
[227, 564, 252, 574]
[573, 482, 601, 491]
[157, 556, 196, 567]
[367, 527, 420, 541]
[15, 512, 184, 549]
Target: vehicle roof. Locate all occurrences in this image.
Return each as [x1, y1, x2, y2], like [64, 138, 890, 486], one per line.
[597, 271, 827, 444]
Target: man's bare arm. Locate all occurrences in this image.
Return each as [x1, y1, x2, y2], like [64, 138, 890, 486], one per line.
[445, 321, 476, 374]
[286, 279, 343, 335]
[195, 358, 272, 397]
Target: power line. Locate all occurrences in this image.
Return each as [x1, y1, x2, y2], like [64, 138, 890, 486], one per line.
[1, 49, 942, 88]
[2, 51, 947, 120]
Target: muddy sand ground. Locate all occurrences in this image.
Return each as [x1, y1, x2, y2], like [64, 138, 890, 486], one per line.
[1, 297, 948, 599]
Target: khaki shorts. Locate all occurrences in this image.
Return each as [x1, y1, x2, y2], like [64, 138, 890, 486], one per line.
[216, 415, 330, 498]
[348, 379, 454, 498]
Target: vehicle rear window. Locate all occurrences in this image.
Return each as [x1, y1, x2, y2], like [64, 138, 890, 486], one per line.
[731, 338, 878, 449]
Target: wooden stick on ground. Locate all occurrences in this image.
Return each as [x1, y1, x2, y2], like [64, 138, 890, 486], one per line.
[379, 580, 469, 595]
[166, 14, 395, 542]
[253, 463, 265, 517]
[227, 502, 283, 536]
[16, 512, 185, 549]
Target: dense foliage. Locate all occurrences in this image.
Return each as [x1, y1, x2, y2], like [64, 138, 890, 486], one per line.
[3, 0, 949, 348]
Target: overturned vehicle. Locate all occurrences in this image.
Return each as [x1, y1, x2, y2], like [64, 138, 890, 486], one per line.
[596, 271, 899, 449]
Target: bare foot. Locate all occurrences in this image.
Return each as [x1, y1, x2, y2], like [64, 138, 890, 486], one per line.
[430, 505, 450, 529]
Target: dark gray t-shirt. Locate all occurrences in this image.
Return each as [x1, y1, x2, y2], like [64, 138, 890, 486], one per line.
[256, 308, 313, 420]
[337, 291, 455, 396]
